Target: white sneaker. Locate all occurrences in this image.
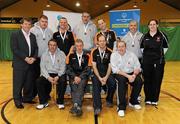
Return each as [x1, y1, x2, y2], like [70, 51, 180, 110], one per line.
[151, 102, 158, 106]
[129, 103, 142, 110]
[145, 101, 151, 105]
[58, 104, 65, 109]
[118, 110, 125, 117]
[36, 103, 49, 110]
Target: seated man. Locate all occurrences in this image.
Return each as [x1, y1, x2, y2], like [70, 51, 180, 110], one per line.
[110, 40, 143, 117]
[36, 39, 66, 110]
[66, 39, 91, 116]
[91, 33, 116, 115]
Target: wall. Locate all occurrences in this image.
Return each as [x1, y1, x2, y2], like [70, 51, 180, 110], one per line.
[0, 0, 180, 28]
[0, 0, 71, 28]
[93, 0, 180, 27]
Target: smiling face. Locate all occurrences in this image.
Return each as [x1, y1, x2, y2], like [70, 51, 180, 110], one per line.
[98, 35, 106, 49]
[129, 21, 137, 34]
[59, 18, 68, 30]
[148, 20, 158, 32]
[21, 20, 32, 33]
[117, 41, 126, 56]
[98, 19, 106, 31]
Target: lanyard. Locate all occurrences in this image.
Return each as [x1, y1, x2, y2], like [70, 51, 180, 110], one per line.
[60, 30, 67, 42]
[49, 52, 56, 65]
[129, 32, 137, 47]
[99, 48, 105, 63]
[77, 52, 83, 66]
[84, 23, 89, 35]
[101, 31, 110, 43]
[40, 28, 47, 40]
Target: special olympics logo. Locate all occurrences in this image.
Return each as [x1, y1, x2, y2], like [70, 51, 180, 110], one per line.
[121, 13, 127, 19]
[57, 15, 62, 21]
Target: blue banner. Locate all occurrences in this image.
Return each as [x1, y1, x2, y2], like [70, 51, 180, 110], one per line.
[109, 9, 140, 37]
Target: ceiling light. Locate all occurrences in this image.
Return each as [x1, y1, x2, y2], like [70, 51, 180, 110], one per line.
[105, 5, 109, 8]
[133, 2, 137, 8]
[46, 1, 50, 7]
[76, 2, 80, 7]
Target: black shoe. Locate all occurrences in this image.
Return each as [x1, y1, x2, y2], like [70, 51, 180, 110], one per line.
[76, 107, 83, 116]
[94, 108, 101, 115]
[15, 104, 24, 109]
[70, 103, 78, 115]
[106, 102, 113, 108]
[23, 100, 36, 104]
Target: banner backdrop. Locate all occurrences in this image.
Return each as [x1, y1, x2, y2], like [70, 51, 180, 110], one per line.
[43, 10, 81, 33]
[109, 9, 140, 37]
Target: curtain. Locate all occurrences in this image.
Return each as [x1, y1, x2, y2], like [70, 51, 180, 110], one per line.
[0, 29, 18, 60]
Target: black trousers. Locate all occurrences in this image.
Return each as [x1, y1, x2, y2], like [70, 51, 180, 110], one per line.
[13, 68, 34, 105]
[115, 74, 143, 110]
[69, 78, 88, 106]
[32, 58, 41, 98]
[143, 63, 165, 102]
[92, 74, 116, 110]
[36, 74, 67, 104]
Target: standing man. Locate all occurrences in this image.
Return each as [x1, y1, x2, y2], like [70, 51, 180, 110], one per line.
[121, 20, 143, 62]
[53, 17, 75, 56]
[73, 12, 97, 52]
[91, 33, 116, 115]
[36, 39, 66, 110]
[66, 39, 91, 116]
[111, 40, 143, 117]
[10, 17, 38, 108]
[96, 19, 116, 50]
[30, 15, 53, 98]
[53, 17, 75, 108]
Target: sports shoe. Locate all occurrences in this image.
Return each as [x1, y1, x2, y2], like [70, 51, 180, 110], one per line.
[76, 106, 83, 116]
[70, 103, 78, 114]
[94, 108, 101, 115]
[36, 103, 49, 110]
[118, 110, 125, 117]
[58, 104, 65, 109]
[145, 101, 151, 105]
[151, 102, 158, 106]
[129, 103, 141, 110]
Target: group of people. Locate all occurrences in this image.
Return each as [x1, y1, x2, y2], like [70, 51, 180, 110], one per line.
[10, 12, 168, 117]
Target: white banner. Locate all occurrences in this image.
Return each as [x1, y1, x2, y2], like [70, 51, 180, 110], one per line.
[43, 10, 82, 33]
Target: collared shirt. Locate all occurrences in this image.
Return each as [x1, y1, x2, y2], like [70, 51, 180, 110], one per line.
[22, 29, 31, 56]
[40, 49, 66, 79]
[111, 50, 141, 74]
[122, 31, 143, 59]
[92, 47, 112, 77]
[73, 21, 97, 51]
[76, 52, 83, 66]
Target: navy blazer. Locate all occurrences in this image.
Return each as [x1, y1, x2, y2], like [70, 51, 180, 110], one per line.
[10, 29, 38, 70]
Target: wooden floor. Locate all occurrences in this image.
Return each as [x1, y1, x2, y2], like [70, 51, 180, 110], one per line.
[0, 61, 180, 124]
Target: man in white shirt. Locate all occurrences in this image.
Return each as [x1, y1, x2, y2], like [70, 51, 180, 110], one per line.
[110, 40, 143, 117]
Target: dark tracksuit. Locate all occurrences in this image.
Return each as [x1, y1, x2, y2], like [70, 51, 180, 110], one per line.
[141, 30, 168, 103]
[66, 52, 91, 106]
[91, 48, 116, 110]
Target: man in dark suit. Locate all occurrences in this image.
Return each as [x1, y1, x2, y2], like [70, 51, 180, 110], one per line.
[10, 17, 38, 109]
